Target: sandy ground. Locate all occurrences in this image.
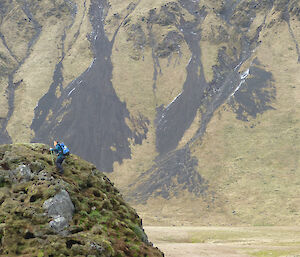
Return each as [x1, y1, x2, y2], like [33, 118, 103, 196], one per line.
[144, 226, 300, 257]
[150, 242, 250, 257]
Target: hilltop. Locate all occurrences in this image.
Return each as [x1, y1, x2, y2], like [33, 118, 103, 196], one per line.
[0, 143, 163, 257]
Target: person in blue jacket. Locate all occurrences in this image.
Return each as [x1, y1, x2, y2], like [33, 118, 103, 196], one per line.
[50, 141, 67, 174]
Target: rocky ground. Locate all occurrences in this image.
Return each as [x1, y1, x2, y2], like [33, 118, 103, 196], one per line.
[0, 143, 163, 257]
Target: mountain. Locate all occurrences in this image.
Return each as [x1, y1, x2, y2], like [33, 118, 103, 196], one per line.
[0, 143, 163, 256]
[0, 0, 300, 225]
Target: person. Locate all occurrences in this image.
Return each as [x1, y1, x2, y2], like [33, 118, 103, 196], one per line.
[50, 141, 68, 174]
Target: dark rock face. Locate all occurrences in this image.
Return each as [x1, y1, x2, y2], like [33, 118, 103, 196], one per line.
[129, 148, 209, 203]
[32, 0, 140, 172]
[154, 3, 208, 155]
[229, 65, 276, 121]
[1, 0, 299, 211]
[155, 31, 183, 58]
[127, 0, 284, 200]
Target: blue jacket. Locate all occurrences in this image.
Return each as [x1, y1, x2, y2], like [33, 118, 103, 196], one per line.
[50, 144, 64, 158]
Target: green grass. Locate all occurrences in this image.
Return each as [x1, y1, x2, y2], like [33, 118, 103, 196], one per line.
[146, 226, 300, 257]
[189, 230, 258, 243]
[37, 250, 44, 257]
[250, 249, 300, 257]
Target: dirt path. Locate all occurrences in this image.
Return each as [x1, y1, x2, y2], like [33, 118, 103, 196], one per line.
[144, 226, 300, 257]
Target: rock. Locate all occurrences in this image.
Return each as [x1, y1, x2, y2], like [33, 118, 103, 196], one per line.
[3, 151, 20, 163]
[49, 216, 68, 232]
[30, 161, 45, 173]
[0, 143, 163, 256]
[37, 170, 52, 181]
[10, 165, 34, 183]
[155, 31, 183, 58]
[43, 189, 75, 232]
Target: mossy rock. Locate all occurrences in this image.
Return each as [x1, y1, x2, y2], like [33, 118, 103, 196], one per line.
[0, 143, 163, 257]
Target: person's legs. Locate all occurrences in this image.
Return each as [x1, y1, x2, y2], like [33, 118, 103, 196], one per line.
[56, 156, 65, 174]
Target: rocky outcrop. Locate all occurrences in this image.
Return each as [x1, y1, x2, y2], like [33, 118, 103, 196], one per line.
[0, 143, 163, 256]
[43, 189, 75, 234]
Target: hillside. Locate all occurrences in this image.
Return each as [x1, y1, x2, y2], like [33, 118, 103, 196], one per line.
[0, 143, 163, 256]
[0, 0, 300, 225]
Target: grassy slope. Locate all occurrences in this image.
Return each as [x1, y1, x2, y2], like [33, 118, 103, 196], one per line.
[0, 143, 163, 256]
[108, 0, 192, 189]
[2, 0, 93, 143]
[108, 1, 300, 225]
[1, 0, 300, 226]
[190, 14, 300, 225]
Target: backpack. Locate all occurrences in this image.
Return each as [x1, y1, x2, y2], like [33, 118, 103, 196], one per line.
[58, 142, 70, 156]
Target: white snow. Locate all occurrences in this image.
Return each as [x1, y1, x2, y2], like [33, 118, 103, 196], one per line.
[240, 69, 249, 80]
[230, 69, 250, 97]
[234, 61, 243, 71]
[68, 87, 76, 96]
[165, 92, 182, 109]
[230, 80, 244, 97]
[87, 58, 96, 71]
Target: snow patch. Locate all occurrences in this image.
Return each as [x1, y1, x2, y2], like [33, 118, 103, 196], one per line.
[230, 69, 250, 97]
[234, 61, 243, 71]
[241, 69, 249, 80]
[68, 87, 76, 96]
[165, 92, 182, 110]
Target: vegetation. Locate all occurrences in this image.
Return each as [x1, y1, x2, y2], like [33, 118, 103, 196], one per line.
[0, 0, 300, 227]
[0, 143, 163, 256]
[145, 226, 300, 257]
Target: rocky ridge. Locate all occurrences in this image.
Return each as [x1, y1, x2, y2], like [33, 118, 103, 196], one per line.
[0, 143, 163, 257]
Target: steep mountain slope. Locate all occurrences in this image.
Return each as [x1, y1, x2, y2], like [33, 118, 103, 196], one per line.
[0, 0, 300, 225]
[0, 143, 163, 256]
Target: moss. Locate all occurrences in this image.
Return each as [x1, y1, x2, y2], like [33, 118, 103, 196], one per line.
[0, 176, 7, 187]
[0, 143, 163, 256]
[89, 210, 101, 221]
[37, 250, 44, 257]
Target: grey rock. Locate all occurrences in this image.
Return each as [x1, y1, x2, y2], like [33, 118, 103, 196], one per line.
[37, 170, 52, 181]
[49, 216, 68, 232]
[10, 165, 34, 183]
[43, 189, 75, 233]
[43, 189, 74, 219]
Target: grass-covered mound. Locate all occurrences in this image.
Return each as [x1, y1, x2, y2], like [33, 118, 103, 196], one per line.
[0, 143, 163, 257]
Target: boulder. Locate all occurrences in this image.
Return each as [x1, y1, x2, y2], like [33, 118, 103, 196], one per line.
[10, 165, 34, 183]
[43, 189, 75, 232]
